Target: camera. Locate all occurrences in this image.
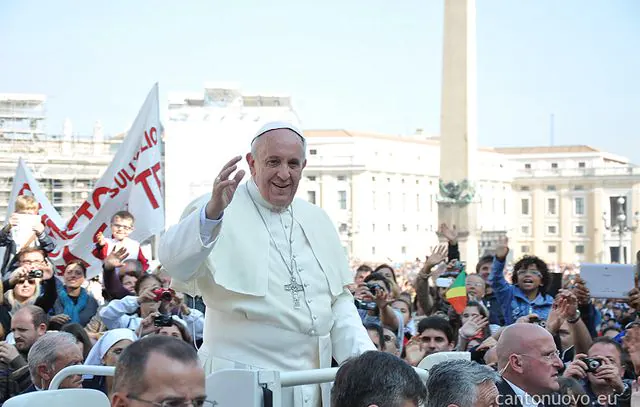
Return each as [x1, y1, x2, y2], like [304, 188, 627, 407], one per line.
[582, 357, 602, 373]
[153, 314, 174, 327]
[28, 270, 43, 279]
[354, 299, 377, 311]
[152, 288, 175, 302]
[366, 283, 383, 295]
[528, 316, 547, 328]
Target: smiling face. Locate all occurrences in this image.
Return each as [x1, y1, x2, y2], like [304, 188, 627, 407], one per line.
[246, 129, 306, 210]
[516, 264, 543, 293]
[111, 216, 134, 241]
[63, 263, 85, 289]
[13, 278, 37, 301]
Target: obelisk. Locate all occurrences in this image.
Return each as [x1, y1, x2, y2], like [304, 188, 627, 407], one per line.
[437, 0, 479, 267]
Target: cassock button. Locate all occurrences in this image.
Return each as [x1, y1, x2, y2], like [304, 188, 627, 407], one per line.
[312, 315, 318, 321]
[307, 299, 312, 304]
[309, 329, 316, 335]
[304, 283, 309, 288]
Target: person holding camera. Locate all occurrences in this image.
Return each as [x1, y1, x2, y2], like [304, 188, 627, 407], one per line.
[354, 272, 402, 334]
[99, 274, 203, 340]
[3, 248, 54, 316]
[563, 337, 632, 406]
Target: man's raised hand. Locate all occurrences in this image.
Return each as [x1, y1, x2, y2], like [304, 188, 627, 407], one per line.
[205, 156, 246, 220]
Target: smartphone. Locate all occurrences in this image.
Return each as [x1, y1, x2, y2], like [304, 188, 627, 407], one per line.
[436, 277, 453, 288]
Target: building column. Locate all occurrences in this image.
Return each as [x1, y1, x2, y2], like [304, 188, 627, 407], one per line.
[588, 187, 604, 263]
[531, 186, 544, 256]
[559, 187, 573, 263]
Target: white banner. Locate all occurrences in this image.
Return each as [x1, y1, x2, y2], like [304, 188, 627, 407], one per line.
[5, 84, 164, 278]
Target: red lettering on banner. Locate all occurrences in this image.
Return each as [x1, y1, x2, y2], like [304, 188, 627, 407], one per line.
[114, 172, 129, 189]
[17, 183, 32, 196]
[135, 167, 160, 209]
[93, 223, 108, 243]
[92, 187, 111, 210]
[109, 188, 119, 199]
[151, 162, 162, 191]
[43, 215, 75, 241]
[56, 246, 88, 274]
[67, 201, 94, 231]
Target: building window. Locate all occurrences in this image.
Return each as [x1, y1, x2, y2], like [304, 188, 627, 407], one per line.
[520, 186, 530, 191]
[521, 198, 530, 215]
[503, 198, 507, 215]
[401, 246, 406, 254]
[372, 246, 376, 255]
[339, 223, 348, 233]
[551, 163, 558, 169]
[578, 162, 586, 168]
[524, 163, 531, 169]
[387, 224, 391, 232]
[547, 185, 557, 191]
[307, 176, 316, 182]
[337, 175, 346, 181]
[401, 178, 405, 184]
[548, 245, 557, 254]
[372, 224, 376, 232]
[416, 224, 420, 232]
[372, 191, 376, 210]
[575, 245, 585, 254]
[574, 197, 585, 215]
[338, 191, 347, 210]
[574, 185, 584, 191]
[575, 225, 585, 234]
[402, 193, 406, 212]
[53, 179, 63, 189]
[521, 225, 530, 235]
[387, 192, 392, 210]
[386, 177, 391, 182]
[521, 245, 530, 253]
[547, 198, 557, 215]
[416, 194, 420, 211]
[53, 192, 63, 205]
[309, 149, 317, 155]
[402, 224, 407, 232]
[416, 179, 420, 185]
[547, 225, 557, 234]
[307, 191, 316, 204]
[372, 176, 376, 182]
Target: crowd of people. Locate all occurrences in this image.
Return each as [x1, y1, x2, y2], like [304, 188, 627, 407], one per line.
[0, 195, 205, 405]
[1, 121, 640, 407]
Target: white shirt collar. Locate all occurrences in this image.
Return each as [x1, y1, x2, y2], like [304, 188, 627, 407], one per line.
[503, 377, 539, 407]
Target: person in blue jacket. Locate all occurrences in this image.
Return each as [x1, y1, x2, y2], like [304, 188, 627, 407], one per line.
[490, 238, 554, 325]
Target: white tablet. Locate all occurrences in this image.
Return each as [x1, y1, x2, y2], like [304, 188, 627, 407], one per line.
[580, 263, 636, 299]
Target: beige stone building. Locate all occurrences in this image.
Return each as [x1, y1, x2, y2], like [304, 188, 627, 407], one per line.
[498, 146, 640, 265]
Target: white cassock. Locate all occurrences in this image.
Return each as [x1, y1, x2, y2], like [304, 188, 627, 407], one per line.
[159, 179, 375, 407]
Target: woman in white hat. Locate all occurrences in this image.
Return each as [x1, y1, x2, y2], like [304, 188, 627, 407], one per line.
[82, 328, 137, 394]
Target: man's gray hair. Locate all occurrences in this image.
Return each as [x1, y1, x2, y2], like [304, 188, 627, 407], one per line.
[250, 128, 307, 160]
[28, 331, 78, 382]
[426, 359, 500, 407]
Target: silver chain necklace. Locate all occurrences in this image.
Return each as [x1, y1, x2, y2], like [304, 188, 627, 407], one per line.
[246, 183, 305, 309]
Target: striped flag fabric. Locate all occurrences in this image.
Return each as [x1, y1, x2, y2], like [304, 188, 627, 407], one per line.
[445, 270, 468, 314]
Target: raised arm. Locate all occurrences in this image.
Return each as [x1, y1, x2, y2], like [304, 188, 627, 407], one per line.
[159, 156, 245, 284]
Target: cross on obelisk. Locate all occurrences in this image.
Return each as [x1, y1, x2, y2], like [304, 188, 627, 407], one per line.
[437, 0, 480, 267]
[284, 275, 304, 309]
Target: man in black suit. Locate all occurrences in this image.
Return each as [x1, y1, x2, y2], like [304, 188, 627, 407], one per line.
[496, 324, 565, 407]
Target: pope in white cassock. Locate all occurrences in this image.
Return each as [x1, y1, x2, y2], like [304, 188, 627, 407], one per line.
[159, 122, 375, 407]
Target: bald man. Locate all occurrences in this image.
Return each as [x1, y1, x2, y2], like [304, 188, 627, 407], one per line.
[496, 324, 564, 407]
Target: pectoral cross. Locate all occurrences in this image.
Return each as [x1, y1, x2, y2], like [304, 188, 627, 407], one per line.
[284, 275, 304, 309]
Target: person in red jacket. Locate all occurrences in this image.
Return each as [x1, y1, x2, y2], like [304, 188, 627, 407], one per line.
[93, 211, 149, 272]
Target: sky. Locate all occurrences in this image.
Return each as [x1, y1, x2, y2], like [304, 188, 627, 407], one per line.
[1, 0, 639, 163]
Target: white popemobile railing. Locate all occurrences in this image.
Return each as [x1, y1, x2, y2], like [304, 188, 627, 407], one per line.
[47, 352, 469, 406]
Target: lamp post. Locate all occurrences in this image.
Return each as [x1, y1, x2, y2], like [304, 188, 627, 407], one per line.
[602, 197, 640, 263]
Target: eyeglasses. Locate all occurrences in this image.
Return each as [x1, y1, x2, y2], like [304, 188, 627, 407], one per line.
[465, 282, 485, 288]
[519, 350, 561, 363]
[518, 270, 542, 278]
[126, 395, 215, 407]
[20, 259, 44, 265]
[17, 279, 36, 286]
[112, 223, 133, 231]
